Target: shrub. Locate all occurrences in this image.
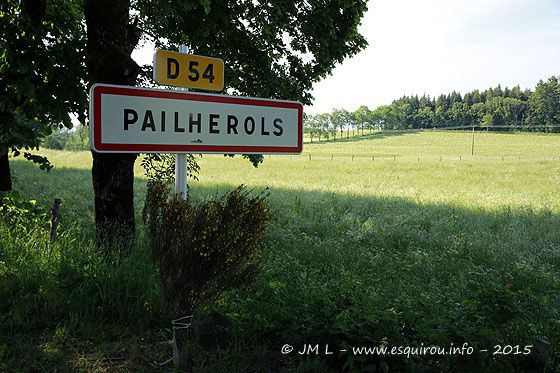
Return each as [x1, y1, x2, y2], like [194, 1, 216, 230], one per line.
[0, 190, 49, 230]
[142, 181, 271, 318]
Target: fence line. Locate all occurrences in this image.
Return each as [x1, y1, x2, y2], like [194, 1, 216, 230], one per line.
[303, 126, 560, 144]
[281, 154, 559, 162]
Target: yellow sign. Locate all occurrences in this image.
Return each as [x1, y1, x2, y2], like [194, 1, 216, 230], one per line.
[153, 50, 224, 91]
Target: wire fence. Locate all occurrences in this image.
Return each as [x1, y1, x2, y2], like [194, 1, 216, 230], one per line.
[303, 126, 560, 144]
[426, 125, 560, 132]
[297, 128, 560, 162]
[272, 154, 560, 163]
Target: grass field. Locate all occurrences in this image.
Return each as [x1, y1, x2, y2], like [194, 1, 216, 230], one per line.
[13, 131, 560, 222]
[3, 130, 560, 371]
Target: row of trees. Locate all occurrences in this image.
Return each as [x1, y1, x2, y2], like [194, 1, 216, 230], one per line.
[43, 123, 89, 151]
[305, 76, 560, 139]
[304, 106, 377, 142]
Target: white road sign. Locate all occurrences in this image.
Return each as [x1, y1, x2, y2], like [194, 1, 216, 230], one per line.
[89, 84, 303, 154]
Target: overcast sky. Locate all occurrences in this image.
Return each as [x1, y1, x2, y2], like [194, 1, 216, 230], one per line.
[132, 0, 560, 114]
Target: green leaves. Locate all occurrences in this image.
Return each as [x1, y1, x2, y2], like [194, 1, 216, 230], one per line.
[198, 0, 211, 14]
[0, 0, 87, 171]
[22, 153, 53, 171]
[528, 76, 560, 127]
[140, 153, 200, 185]
[0, 189, 49, 229]
[135, 0, 368, 105]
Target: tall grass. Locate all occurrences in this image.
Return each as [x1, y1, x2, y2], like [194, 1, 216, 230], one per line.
[4, 131, 560, 370]
[0, 219, 165, 345]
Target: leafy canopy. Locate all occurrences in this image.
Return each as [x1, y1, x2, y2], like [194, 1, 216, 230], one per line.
[135, 0, 368, 104]
[0, 0, 87, 169]
[134, 0, 368, 165]
[2, 0, 368, 169]
[528, 76, 560, 127]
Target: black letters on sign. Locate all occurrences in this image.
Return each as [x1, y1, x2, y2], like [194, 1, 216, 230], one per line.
[175, 112, 185, 132]
[209, 114, 220, 134]
[141, 110, 156, 131]
[189, 113, 201, 133]
[167, 58, 180, 79]
[244, 116, 255, 135]
[124, 108, 138, 130]
[227, 115, 239, 134]
[273, 118, 284, 136]
[260, 117, 270, 136]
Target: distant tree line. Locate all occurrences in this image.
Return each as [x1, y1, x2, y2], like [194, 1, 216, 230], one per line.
[43, 123, 89, 151]
[42, 75, 560, 148]
[305, 75, 560, 140]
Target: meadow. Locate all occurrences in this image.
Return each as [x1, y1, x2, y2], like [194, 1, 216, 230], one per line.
[2, 130, 560, 371]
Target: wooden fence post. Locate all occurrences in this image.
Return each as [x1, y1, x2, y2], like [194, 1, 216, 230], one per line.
[50, 198, 61, 244]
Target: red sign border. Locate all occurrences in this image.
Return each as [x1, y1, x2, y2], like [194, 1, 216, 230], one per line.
[90, 84, 303, 154]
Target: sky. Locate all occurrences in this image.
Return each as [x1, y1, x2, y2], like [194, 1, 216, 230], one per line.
[132, 0, 560, 115]
[305, 0, 560, 114]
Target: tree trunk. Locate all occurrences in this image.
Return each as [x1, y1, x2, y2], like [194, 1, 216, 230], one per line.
[0, 150, 12, 192]
[84, 0, 140, 252]
[92, 153, 137, 250]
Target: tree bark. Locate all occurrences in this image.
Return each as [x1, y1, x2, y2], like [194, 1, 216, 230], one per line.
[91, 153, 137, 249]
[84, 0, 140, 252]
[0, 150, 12, 192]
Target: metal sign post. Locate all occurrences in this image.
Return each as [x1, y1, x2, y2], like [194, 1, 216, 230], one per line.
[175, 153, 187, 198]
[175, 45, 188, 198]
